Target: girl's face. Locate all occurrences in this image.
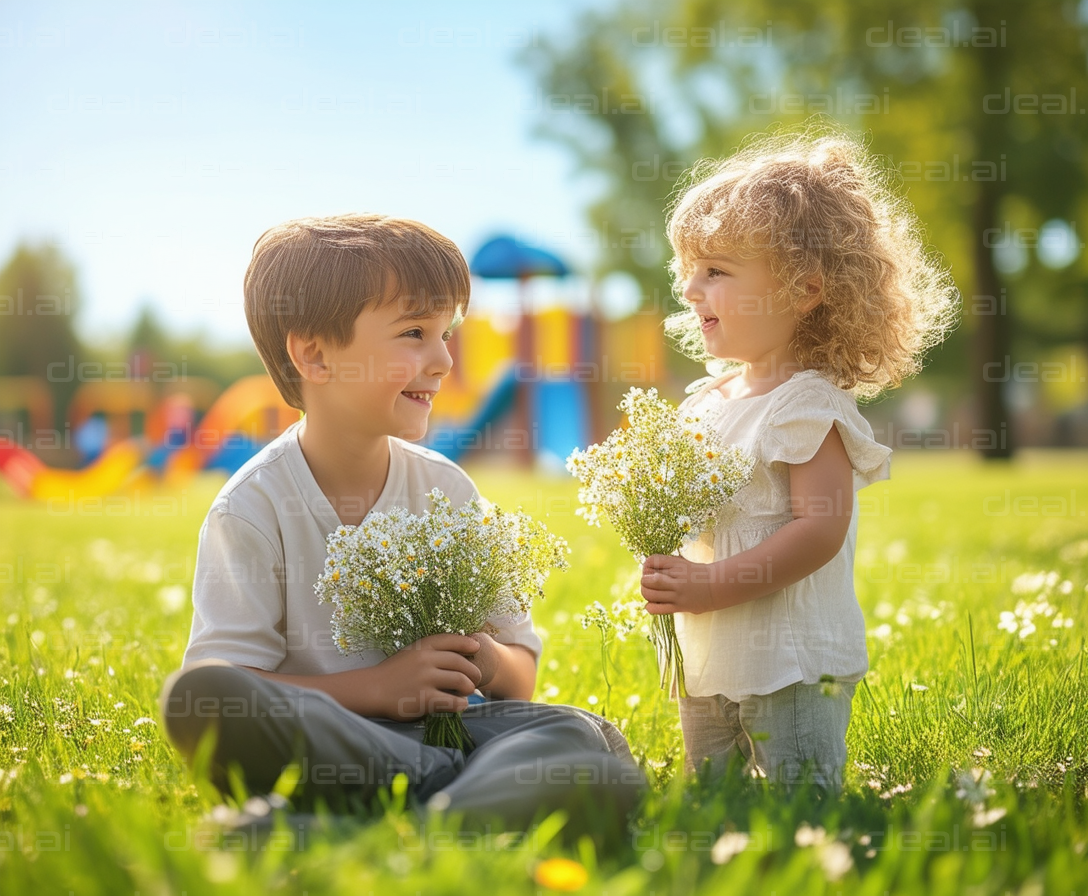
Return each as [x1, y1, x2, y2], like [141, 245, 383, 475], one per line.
[682, 252, 799, 367]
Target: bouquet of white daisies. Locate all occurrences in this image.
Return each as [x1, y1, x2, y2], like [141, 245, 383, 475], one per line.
[315, 489, 568, 751]
[566, 387, 753, 697]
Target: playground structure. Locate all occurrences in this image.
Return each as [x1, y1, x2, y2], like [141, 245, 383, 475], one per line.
[425, 306, 662, 466]
[0, 237, 665, 500]
[0, 375, 298, 500]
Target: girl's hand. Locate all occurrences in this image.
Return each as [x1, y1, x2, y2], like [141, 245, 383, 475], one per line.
[641, 554, 715, 616]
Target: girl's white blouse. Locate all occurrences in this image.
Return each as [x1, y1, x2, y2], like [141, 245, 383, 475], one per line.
[675, 370, 891, 701]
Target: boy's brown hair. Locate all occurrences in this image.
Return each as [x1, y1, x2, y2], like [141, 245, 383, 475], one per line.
[244, 214, 471, 410]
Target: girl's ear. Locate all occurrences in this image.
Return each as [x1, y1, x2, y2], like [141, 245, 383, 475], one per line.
[286, 332, 332, 384]
[797, 275, 823, 314]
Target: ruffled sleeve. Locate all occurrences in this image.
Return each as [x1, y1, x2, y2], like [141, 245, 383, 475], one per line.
[763, 374, 891, 488]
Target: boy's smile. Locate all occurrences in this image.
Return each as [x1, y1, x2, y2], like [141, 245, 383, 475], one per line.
[401, 390, 437, 406]
[312, 301, 456, 443]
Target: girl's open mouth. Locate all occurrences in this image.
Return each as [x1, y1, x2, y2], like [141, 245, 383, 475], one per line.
[699, 315, 719, 332]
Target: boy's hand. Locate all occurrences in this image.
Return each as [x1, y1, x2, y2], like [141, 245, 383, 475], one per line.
[464, 631, 500, 689]
[641, 554, 716, 616]
[373, 633, 483, 721]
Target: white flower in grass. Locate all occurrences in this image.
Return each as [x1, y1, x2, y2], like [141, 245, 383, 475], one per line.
[819, 841, 854, 881]
[972, 806, 1007, 827]
[794, 824, 827, 847]
[955, 767, 995, 805]
[710, 832, 749, 865]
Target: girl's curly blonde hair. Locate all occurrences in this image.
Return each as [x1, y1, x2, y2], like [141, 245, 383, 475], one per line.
[665, 123, 958, 398]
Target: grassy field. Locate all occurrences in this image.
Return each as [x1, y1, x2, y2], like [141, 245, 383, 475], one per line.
[1, 451, 1086, 895]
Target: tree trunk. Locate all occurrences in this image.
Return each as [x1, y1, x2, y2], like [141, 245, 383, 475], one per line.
[970, 181, 1014, 459]
[970, 2, 1014, 460]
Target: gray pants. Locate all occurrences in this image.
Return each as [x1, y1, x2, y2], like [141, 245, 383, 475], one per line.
[678, 680, 855, 792]
[160, 660, 644, 827]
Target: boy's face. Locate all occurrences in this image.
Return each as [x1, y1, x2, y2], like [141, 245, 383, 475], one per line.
[314, 300, 456, 442]
[682, 250, 797, 366]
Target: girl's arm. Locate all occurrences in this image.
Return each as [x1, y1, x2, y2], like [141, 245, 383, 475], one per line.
[641, 426, 854, 615]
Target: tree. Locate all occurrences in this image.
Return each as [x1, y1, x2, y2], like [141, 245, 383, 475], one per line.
[521, 0, 1088, 457]
[0, 242, 86, 433]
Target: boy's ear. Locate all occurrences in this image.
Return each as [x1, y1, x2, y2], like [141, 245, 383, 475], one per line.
[285, 333, 332, 384]
[797, 276, 823, 314]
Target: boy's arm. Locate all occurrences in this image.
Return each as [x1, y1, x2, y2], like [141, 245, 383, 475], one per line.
[188, 509, 485, 720]
[244, 631, 536, 716]
[464, 633, 537, 700]
[184, 508, 292, 670]
[241, 632, 485, 719]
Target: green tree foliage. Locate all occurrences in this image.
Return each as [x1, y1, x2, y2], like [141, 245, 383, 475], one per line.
[110, 301, 265, 390]
[521, 0, 1088, 457]
[0, 242, 85, 431]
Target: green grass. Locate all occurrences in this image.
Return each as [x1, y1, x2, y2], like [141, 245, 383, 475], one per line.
[1, 452, 1087, 895]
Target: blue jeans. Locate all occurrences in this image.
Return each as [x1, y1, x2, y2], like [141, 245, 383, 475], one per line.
[160, 660, 644, 825]
[678, 680, 856, 791]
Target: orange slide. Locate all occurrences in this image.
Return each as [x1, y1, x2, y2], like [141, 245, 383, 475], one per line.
[162, 376, 296, 486]
[0, 438, 144, 501]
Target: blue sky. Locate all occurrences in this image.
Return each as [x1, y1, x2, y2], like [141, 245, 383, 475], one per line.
[1, 1, 604, 345]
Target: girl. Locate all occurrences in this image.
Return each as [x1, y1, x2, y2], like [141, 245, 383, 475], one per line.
[640, 126, 957, 791]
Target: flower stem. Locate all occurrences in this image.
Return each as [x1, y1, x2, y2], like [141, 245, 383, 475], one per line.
[650, 613, 687, 698]
[422, 711, 475, 753]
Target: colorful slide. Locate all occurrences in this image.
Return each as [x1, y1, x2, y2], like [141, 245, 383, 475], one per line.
[424, 366, 520, 462]
[0, 438, 144, 501]
[424, 364, 591, 467]
[0, 376, 297, 500]
[162, 376, 296, 486]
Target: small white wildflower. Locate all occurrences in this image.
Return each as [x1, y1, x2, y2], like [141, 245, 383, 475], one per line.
[819, 841, 854, 881]
[972, 806, 1007, 827]
[710, 831, 749, 865]
[157, 585, 188, 614]
[955, 767, 995, 805]
[795, 824, 827, 848]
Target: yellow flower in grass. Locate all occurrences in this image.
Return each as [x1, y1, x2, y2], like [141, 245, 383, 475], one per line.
[533, 857, 588, 891]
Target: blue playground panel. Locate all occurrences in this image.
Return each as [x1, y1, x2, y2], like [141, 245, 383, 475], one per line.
[424, 367, 590, 467]
[534, 380, 590, 470]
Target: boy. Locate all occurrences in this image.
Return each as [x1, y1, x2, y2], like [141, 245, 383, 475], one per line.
[160, 214, 641, 827]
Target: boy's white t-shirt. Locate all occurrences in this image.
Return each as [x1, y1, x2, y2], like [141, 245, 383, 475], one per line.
[182, 421, 542, 675]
